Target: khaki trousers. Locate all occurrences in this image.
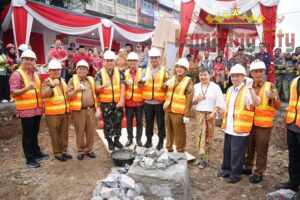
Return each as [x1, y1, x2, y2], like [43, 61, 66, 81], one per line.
[165, 112, 186, 152]
[245, 125, 272, 176]
[71, 108, 96, 154]
[45, 114, 69, 156]
[194, 111, 215, 160]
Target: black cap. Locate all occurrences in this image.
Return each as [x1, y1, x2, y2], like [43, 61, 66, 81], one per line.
[79, 45, 85, 48]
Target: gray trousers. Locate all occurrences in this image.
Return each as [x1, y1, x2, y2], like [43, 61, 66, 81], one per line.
[221, 133, 249, 178]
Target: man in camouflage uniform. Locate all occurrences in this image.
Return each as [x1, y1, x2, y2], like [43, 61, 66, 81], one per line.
[273, 48, 286, 101]
[95, 50, 125, 151]
[284, 53, 297, 102]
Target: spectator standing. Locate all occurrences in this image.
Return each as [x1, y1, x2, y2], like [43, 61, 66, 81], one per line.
[91, 48, 103, 76]
[0, 42, 10, 102]
[273, 47, 286, 101]
[48, 40, 68, 79]
[116, 48, 128, 73]
[200, 50, 213, 73]
[255, 43, 271, 74]
[212, 56, 226, 93]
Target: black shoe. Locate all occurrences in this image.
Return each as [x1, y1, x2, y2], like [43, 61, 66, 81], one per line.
[86, 152, 96, 159]
[77, 154, 84, 160]
[114, 137, 123, 149]
[242, 168, 252, 175]
[249, 174, 263, 184]
[62, 153, 73, 160]
[55, 155, 67, 162]
[276, 182, 299, 192]
[107, 138, 115, 151]
[136, 139, 143, 147]
[144, 139, 152, 148]
[226, 176, 241, 184]
[217, 170, 230, 178]
[125, 139, 133, 147]
[35, 153, 49, 162]
[156, 139, 164, 150]
[26, 160, 41, 168]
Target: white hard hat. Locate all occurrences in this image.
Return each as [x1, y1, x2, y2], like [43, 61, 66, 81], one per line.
[76, 59, 89, 69]
[18, 44, 29, 52]
[127, 52, 139, 60]
[103, 50, 116, 60]
[175, 58, 189, 70]
[148, 47, 161, 57]
[48, 59, 62, 70]
[230, 64, 246, 76]
[21, 49, 37, 60]
[249, 60, 266, 71]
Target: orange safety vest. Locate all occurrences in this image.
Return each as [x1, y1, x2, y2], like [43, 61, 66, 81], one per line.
[69, 74, 97, 111]
[163, 76, 191, 114]
[221, 85, 254, 133]
[98, 68, 121, 103]
[286, 76, 300, 127]
[14, 68, 42, 111]
[253, 81, 277, 128]
[43, 78, 69, 115]
[125, 68, 143, 102]
[142, 66, 167, 101]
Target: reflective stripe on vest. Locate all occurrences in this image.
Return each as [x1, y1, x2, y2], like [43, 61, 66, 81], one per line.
[221, 86, 254, 133]
[254, 82, 276, 127]
[14, 68, 42, 111]
[98, 68, 121, 103]
[125, 68, 143, 102]
[69, 74, 97, 111]
[164, 76, 191, 114]
[44, 78, 69, 115]
[286, 76, 300, 127]
[142, 66, 166, 101]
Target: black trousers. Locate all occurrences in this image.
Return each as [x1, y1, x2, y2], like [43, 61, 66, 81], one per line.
[100, 102, 123, 140]
[144, 103, 165, 140]
[221, 133, 249, 178]
[125, 106, 143, 141]
[20, 115, 42, 162]
[287, 129, 300, 186]
[0, 75, 10, 101]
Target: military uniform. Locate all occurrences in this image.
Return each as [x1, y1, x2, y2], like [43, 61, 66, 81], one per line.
[284, 58, 297, 102]
[274, 55, 286, 100]
[95, 67, 125, 150]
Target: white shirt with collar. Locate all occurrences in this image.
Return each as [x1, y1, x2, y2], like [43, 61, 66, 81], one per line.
[193, 81, 225, 112]
[223, 83, 253, 137]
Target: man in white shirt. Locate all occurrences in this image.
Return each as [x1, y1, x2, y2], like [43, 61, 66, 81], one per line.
[218, 64, 258, 184]
[193, 68, 225, 168]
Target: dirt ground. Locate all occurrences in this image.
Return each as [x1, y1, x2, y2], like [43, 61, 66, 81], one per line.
[0, 116, 294, 200]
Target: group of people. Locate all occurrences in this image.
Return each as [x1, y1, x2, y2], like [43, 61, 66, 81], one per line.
[0, 39, 149, 103]
[187, 43, 300, 100]
[5, 40, 300, 193]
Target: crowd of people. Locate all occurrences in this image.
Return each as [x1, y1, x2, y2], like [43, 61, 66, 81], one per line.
[1, 38, 300, 193]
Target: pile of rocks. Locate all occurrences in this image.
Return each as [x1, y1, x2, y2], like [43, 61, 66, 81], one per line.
[267, 189, 298, 200]
[91, 170, 145, 200]
[134, 147, 185, 170]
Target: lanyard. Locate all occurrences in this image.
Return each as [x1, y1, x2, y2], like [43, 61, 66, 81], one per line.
[201, 82, 210, 97]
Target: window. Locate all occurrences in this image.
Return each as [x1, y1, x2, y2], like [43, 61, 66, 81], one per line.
[117, 0, 136, 8]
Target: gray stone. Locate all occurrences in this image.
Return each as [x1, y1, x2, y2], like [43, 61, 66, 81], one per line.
[163, 198, 175, 200]
[100, 187, 121, 199]
[126, 189, 139, 199]
[128, 156, 190, 200]
[134, 196, 145, 200]
[91, 197, 103, 200]
[119, 174, 136, 189]
[267, 189, 297, 200]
